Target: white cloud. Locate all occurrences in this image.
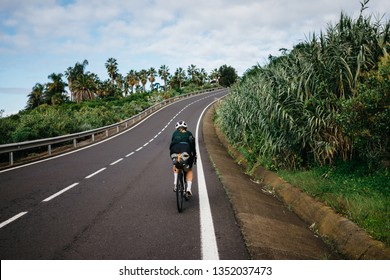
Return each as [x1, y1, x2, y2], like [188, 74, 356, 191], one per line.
[1, 0, 388, 113]
[1, 0, 389, 83]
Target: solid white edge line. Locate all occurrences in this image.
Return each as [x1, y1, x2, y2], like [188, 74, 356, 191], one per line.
[42, 182, 79, 202]
[0, 212, 28, 229]
[196, 99, 220, 260]
[85, 167, 106, 179]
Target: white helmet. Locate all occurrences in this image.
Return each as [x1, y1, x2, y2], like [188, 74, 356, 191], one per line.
[175, 120, 187, 130]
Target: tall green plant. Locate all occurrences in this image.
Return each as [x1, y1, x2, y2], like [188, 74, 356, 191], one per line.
[218, 3, 389, 169]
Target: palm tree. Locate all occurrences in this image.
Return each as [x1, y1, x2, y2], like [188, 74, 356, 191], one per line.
[126, 70, 138, 94]
[174, 67, 186, 89]
[198, 68, 208, 86]
[187, 64, 198, 85]
[210, 68, 220, 84]
[148, 67, 157, 91]
[134, 71, 141, 92]
[105, 57, 118, 85]
[158, 65, 170, 91]
[65, 59, 88, 101]
[116, 73, 124, 96]
[71, 73, 96, 102]
[26, 83, 45, 109]
[46, 73, 68, 105]
[139, 70, 148, 92]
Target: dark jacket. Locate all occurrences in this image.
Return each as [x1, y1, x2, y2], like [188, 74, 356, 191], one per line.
[169, 129, 196, 157]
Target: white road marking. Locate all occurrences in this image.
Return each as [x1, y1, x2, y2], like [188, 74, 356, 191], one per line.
[85, 168, 106, 179]
[110, 158, 123, 166]
[0, 90, 225, 232]
[196, 100, 220, 260]
[0, 212, 28, 229]
[126, 152, 135, 157]
[42, 183, 80, 202]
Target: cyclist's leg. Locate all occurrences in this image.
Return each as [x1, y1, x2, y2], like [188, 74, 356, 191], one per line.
[186, 168, 193, 196]
[173, 165, 178, 191]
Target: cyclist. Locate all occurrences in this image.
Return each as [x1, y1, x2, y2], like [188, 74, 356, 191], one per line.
[169, 120, 197, 197]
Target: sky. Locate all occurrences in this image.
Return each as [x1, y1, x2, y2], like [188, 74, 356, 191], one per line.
[0, 0, 389, 116]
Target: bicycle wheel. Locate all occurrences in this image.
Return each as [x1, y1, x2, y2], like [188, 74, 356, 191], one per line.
[176, 171, 185, 212]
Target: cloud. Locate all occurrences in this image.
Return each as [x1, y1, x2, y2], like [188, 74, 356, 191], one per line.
[1, 0, 389, 79]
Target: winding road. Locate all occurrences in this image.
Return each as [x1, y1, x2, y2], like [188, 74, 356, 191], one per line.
[0, 89, 249, 260]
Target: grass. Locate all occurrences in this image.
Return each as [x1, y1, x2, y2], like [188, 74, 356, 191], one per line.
[277, 161, 390, 247]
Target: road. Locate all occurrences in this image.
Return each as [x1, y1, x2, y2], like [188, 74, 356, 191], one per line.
[0, 88, 249, 260]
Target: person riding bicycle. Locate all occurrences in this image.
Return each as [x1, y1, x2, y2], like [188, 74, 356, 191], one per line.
[169, 120, 197, 197]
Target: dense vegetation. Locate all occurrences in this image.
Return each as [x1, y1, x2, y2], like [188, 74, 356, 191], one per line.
[216, 1, 389, 245]
[0, 63, 237, 144]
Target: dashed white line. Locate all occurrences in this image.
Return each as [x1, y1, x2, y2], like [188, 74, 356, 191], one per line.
[0, 91, 224, 232]
[0, 212, 28, 229]
[85, 168, 106, 179]
[110, 158, 124, 166]
[42, 182, 80, 202]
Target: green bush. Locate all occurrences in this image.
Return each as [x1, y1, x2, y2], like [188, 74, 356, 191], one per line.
[0, 92, 164, 144]
[338, 55, 390, 168]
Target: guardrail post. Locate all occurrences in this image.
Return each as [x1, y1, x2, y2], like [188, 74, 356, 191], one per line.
[48, 144, 52, 155]
[10, 152, 13, 166]
[73, 139, 77, 148]
[92, 134, 95, 142]
[117, 126, 119, 133]
[106, 130, 109, 137]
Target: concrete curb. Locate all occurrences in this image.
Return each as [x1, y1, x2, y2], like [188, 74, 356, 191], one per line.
[208, 104, 390, 260]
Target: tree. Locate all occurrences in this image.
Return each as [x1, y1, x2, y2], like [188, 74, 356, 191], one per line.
[71, 73, 96, 102]
[198, 68, 208, 86]
[116, 73, 124, 96]
[26, 83, 45, 109]
[148, 67, 157, 91]
[158, 65, 170, 91]
[139, 69, 148, 92]
[218, 65, 238, 87]
[105, 57, 118, 85]
[173, 67, 186, 89]
[46, 73, 68, 105]
[126, 70, 138, 94]
[187, 64, 198, 85]
[209, 68, 220, 84]
[65, 59, 89, 101]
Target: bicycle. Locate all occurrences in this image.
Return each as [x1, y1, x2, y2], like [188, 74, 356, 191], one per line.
[171, 152, 191, 213]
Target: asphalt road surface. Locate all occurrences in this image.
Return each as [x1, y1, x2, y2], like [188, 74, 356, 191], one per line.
[0, 88, 249, 260]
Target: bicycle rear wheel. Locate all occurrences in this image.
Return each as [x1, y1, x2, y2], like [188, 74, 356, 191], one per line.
[176, 171, 185, 213]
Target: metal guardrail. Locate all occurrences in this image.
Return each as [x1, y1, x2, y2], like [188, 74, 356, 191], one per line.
[0, 88, 222, 168]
